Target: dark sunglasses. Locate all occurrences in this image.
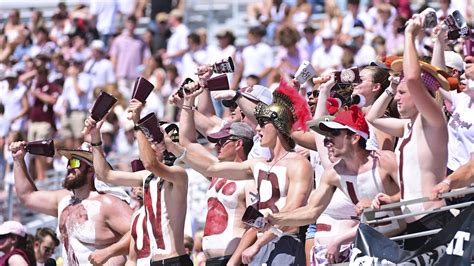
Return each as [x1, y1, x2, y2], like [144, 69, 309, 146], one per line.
[257, 118, 272, 128]
[327, 129, 342, 137]
[217, 137, 238, 147]
[307, 90, 320, 98]
[68, 158, 81, 169]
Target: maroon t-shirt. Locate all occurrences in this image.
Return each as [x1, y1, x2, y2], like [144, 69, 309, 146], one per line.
[29, 83, 61, 127]
[0, 248, 31, 265]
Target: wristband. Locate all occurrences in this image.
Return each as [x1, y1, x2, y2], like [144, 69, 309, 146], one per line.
[230, 90, 242, 103]
[133, 125, 141, 131]
[182, 105, 197, 111]
[175, 148, 187, 161]
[91, 141, 102, 147]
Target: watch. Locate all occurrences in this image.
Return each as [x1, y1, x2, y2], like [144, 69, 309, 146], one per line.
[230, 90, 242, 103]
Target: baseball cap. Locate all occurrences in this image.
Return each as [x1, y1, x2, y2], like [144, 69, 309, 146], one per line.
[318, 106, 369, 139]
[320, 28, 335, 39]
[207, 122, 255, 143]
[444, 51, 464, 72]
[241, 85, 273, 105]
[90, 40, 105, 51]
[351, 27, 366, 38]
[307, 115, 335, 135]
[0, 221, 26, 237]
[3, 69, 18, 79]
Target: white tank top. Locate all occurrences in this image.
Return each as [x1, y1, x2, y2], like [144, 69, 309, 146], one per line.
[202, 177, 247, 252]
[338, 160, 402, 235]
[253, 162, 288, 215]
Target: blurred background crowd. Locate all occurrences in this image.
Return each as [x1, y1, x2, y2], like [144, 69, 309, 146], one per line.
[0, 0, 472, 264]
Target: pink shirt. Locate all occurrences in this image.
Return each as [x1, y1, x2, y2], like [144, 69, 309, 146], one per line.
[110, 32, 151, 79]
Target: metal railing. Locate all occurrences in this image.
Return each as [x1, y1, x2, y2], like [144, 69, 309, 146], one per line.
[361, 186, 474, 241]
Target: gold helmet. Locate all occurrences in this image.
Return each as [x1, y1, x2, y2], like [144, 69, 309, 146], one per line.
[255, 81, 311, 137]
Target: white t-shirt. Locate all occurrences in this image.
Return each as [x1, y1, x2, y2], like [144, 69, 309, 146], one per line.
[89, 0, 118, 35]
[447, 91, 474, 171]
[62, 73, 93, 111]
[353, 44, 376, 67]
[241, 42, 274, 86]
[0, 82, 27, 131]
[311, 45, 343, 71]
[84, 58, 116, 88]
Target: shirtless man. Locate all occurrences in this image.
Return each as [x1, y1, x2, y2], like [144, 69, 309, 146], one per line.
[365, 14, 452, 250]
[83, 100, 192, 265]
[266, 106, 403, 261]
[176, 83, 257, 265]
[9, 142, 132, 265]
[164, 81, 313, 265]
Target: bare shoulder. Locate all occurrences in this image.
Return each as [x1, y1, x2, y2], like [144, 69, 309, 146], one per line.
[54, 189, 73, 202]
[321, 166, 340, 188]
[286, 152, 313, 173]
[95, 193, 130, 208]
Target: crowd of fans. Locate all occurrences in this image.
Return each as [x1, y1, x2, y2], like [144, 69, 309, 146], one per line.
[0, 0, 474, 265]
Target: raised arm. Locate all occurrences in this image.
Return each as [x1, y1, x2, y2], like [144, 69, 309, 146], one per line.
[430, 24, 448, 71]
[84, 116, 146, 187]
[312, 76, 336, 168]
[268, 168, 338, 226]
[127, 99, 188, 186]
[10, 142, 67, 217]
[179, 82, 203, 145]
[365, 77, 406, 138]
[165, 139, 255, 180]
[404, 16, 446, 126]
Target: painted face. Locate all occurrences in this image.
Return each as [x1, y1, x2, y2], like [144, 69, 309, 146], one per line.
[394, 82, 418, 119]
[256, 117, 277, 148]
[63, 158, 90, 190]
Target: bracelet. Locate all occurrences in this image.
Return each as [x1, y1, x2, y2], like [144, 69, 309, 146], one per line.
[91, 141, 102, 147]
[385, 88, 395, 97]
[133, 125, 141, 131]
[182, 105, 197, 111]
[175, 148, 187, 162]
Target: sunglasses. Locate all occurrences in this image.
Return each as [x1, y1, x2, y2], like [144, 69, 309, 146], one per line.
[257, 118, 272, 128]
[68, 158, 81, 169]
[307, 90, 320, 98]
[217, 137, 238, 147]
[327, 129, 343, 137]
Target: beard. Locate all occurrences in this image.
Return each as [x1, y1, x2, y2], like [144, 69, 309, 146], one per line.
[62, 167, 90, 190]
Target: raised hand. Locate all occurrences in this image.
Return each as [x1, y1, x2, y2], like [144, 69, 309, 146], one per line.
[9, 141, 27, 160]
[196, 64, 213, 85]
[405, 14, 423, 36]
[183, 81, 204, 99]
[126, 99, 144, 123]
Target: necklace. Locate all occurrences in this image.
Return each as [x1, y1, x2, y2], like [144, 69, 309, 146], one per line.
[266, 151, 290, 179]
